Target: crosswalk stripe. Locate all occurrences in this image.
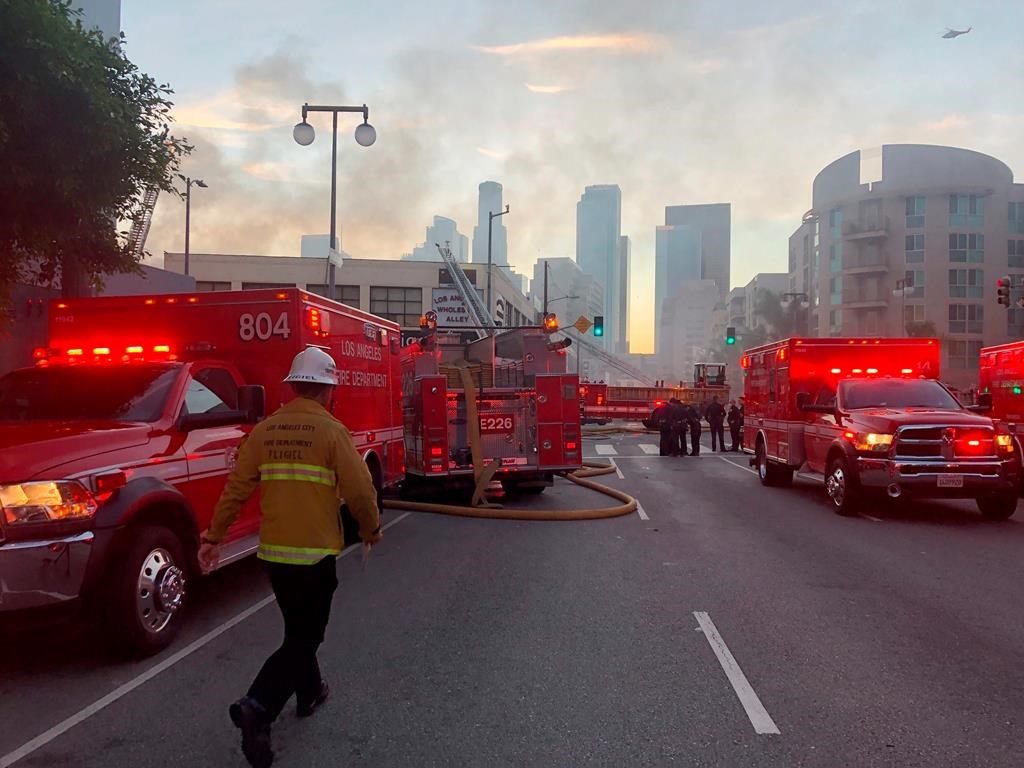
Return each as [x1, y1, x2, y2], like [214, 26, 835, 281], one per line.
[594, 444, 618, 455]
[639, 444, 659, 455]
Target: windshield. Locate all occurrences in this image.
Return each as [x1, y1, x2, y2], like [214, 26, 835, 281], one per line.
[839, 379, 961, 411]
[0, 364, 181, 422]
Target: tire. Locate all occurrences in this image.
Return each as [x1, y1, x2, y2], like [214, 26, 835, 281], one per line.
[756, 439, 793, 488]
[977, 492, 1017, 520]
[105, 525, 188, 657]
[825, 454, 860, 517]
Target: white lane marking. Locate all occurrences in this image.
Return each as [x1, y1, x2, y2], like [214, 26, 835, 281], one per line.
[861, 514, 884, 523]
[594, 444, 618, 456]
[609, 457, 624, 479]
[639, 443, 660, 455]
[719, 455, 759, 476]
[0, 512, 413, 768]
[636, 500, 650, 520]
[694, 611, 780, 735]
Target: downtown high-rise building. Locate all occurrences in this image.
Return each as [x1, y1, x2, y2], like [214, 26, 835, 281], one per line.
[654, 224, 702, 354]
[576, 185, 623, 350]
[404, 216, 469, 262]
[472, 181, 508, 267]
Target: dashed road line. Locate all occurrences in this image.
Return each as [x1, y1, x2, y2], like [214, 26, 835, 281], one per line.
[694, 611, 780, 735]
[636, 500, 650, 520]
[609, 457, 624, 479]
[594, 444, 618, 456]
[0, 512, 414, 768]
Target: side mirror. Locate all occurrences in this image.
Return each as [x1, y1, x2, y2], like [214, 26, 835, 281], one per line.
[967, 392, 993, 413]
[238, 385, 266, 423]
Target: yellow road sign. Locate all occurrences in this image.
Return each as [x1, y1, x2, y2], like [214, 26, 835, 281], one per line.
[573, 315, 593, 334]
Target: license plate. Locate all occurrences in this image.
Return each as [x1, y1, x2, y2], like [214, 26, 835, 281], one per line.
[937, 474, 964, 488]
[480, 415, 514, 434]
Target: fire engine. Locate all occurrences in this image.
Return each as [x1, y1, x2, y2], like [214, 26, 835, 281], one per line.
[742, 337, 1019, 518]
[401, 315, 581, 494]
[580, 364, 729, 423]
[0, 288, 403, 655]
[979, 341, 1024, 482]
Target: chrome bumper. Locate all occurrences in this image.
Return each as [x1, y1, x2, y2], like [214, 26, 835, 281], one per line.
[0, 531, 94, 611]
[856, 458, 1018, 497]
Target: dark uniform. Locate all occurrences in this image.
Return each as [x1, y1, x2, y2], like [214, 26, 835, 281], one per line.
[727, 402, 742, 452]
[649, 402, 673, 456]
[686, 404, 702, 456]
[669, 399, 689, 457]
[706, 397, 726, 452]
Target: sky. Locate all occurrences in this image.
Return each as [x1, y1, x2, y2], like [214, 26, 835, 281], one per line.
[121, 0, 1024, 353]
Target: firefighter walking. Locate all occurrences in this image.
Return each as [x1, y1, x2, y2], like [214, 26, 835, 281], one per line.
[198, 347, 381, 768]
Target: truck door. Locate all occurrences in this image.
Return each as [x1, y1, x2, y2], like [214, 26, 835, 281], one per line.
[804, 382, 838, 473]
[180, 365, 260, 542]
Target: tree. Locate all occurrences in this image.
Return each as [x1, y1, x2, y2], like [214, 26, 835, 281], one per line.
[905, 320, 938, 338]
[0, 0, 190, 304]
[753, 289, 803, 338]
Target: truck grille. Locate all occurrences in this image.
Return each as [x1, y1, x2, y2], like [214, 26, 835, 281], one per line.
[894, 425, 997, 461]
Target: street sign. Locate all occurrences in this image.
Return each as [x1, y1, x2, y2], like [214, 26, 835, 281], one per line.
[573, 315, 593, 334]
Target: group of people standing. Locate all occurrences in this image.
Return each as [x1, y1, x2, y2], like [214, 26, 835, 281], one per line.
[647, 396, 744, 457]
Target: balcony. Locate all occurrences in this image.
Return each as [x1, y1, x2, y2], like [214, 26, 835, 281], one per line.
[841, 287, 890, 310]
[843, 216, 889, 241]
[842, 250, 890, 275]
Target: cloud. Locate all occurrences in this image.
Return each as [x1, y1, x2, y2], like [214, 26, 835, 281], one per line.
[476, 147, 508, 160]
[525, 83, 571, 94]
[922, 113, 971, 133]
[475, 33, 666, 56]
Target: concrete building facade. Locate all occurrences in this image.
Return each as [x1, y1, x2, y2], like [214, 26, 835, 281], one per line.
[790, 144, 1024, 388]
[576, 185, 623, 351]
[616, 235, 631, 354]
[743, 273, 789, 330]
[664, 203, 731, 303]
[654, 224, 702, 354]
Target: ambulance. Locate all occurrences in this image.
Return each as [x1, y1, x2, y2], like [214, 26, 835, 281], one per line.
[0, 288, 402, 655]
[742, 338, 1019, 518]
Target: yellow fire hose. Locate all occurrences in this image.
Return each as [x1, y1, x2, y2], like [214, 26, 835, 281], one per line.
[383, 366, 638, 520]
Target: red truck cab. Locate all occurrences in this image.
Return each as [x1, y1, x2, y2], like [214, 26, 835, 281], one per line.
[743, 338, 1019, 518]
[0, 289, 402, 655]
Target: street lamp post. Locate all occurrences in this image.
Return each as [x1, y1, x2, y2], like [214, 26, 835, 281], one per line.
[486, 204, 510, 314]
[893, 279, 908, 335]
[183, 177, 208, 277]
[294, 103, 376, 296]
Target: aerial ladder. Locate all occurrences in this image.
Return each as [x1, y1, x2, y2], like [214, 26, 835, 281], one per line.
[126, 185, 160, 259]
[434, 242, 495, 336]
[566, 329, 656, 386]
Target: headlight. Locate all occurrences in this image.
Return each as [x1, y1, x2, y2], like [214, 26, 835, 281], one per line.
[0, 481, 98, 525]
[853, 433, 893, 452]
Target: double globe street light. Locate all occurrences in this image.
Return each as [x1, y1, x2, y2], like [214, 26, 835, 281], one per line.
[293, 103, 376, 294]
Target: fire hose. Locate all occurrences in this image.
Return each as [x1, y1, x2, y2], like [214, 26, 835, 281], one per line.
[382, 363, 638, 521]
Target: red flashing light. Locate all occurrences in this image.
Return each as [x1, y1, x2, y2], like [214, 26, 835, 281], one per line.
[126, 345, 144, 354]
[152, 345, 171, 353]
[654, 400, 663, 407]
[430, 447, 443, 457]
[852, 368, 863, 374]
[831, 368, 842, 374]
[144, 299, 156, 305]
[275, 292, 288, 300]
[187, 297, 198, 304]
[32, 347, 47, 360]
[866, 368, 878, 374]
[166, 297, 177, 304]
[565, 441, 577, 450]
[777, 348, 788, 362]
[967, 439, 981, 447]
[67, 348, 83, 356]
[306, 307, 322, 333]
[56, 303, 67, 309]
[901, 368, 913, 374]
[95, 471, 127, 493]
[92, 347, 111, 355]
[843, 431, 855, 440]
[741, 355, 749, 368]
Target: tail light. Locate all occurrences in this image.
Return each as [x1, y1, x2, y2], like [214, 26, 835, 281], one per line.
[430, 447, 443, 457]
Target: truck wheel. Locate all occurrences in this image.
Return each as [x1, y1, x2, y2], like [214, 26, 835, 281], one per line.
[107, 525, 188, 657]
[825, 455, 860, 517]
[756, 440, 793, 488]
[976, 492, 1017, 520]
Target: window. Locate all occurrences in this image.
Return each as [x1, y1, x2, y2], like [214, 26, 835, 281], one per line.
[949, 194, 985, 228]
[241, 282, 294, 290]
[948, 304, 983, 334]
[949, 268, 983, 299]
[905, 234, 925, 264]
[369, 286, 423, 326]
[829, 243, 842, 271]
[184, 368, 238, 415]
[1010, 202, 1024, 234]
[904, 304, 925, 324]
[829, 208, 843, 236]
[905, 196, 925, 228]
[195, 281, 231, 292]
[829, 275, 842, 305]
[306, 284, 360, 307]
[947, 340, 983, 370]
[905, 269, 924, 299]
[949, 233, 984, 263]
[828, 309, 842, 336]
[1010, 240, 1024, 268]
[1009, 307, 1024, 337]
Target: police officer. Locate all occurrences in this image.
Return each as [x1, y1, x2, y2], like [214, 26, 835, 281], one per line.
[669, 398, 688, 457]
[686, 402, 703, 456]
[706, 395, 727, 452]
[648, 400, 673, 455]
[727, 399, 742, 452]
[198, 347, 381, 768]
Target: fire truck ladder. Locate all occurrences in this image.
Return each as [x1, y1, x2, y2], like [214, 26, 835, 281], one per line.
[126, 185, 160, 259]
[567, 330, 657, 386]
[435, 242, 495, 333]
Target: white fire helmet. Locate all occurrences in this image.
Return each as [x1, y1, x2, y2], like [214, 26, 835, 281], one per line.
[283, 347, 339, 386]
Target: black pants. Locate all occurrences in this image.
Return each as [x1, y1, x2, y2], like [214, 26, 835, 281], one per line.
[710, 422, 726, 451]
[248, 555, 338, 721]
[659, 427, 674, 456]
[690, 424, 702, 455]
[671, 424, 687, 456]
[729, 424, 742, 450]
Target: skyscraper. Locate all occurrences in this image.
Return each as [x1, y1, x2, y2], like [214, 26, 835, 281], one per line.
[405, 216, 469, 262]
[617, 235, 631, 354]
[654, 225, 702, 353]
[471, 181, 508, 267]
[663, 203, 731, 303]
[576, 185, 622, 349]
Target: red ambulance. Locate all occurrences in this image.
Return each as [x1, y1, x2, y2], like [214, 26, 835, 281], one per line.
[401, 323, 581, 493]
[0, 288, 402, 654]
[742, 337, 1019, 518]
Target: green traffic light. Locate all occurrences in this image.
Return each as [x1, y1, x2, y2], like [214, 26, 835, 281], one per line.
[726, 337, 736, 345]
[1014, 386, 1022, 395]
[593, 315, 604, 336]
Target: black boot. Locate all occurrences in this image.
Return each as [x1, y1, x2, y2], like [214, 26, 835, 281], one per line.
[297, 681, 330, 718]
[229, 696, 274, 768]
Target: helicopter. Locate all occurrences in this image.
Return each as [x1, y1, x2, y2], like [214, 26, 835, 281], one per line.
[941, 26, 972, 39]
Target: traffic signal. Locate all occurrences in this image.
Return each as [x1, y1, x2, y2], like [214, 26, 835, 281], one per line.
[726, 326, 736, 345]
[543, 313, 558, 333]
[593, 316, 604, 337]
[997, 276, 1011, 307]
[1014, 386, 1022, 395]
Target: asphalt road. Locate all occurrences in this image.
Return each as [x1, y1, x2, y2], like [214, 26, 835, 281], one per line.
[3, 429, 1024, 767]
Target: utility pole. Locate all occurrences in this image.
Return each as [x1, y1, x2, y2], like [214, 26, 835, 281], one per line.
[543, 260, 549, 314]
[486, 204, 510, 314]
